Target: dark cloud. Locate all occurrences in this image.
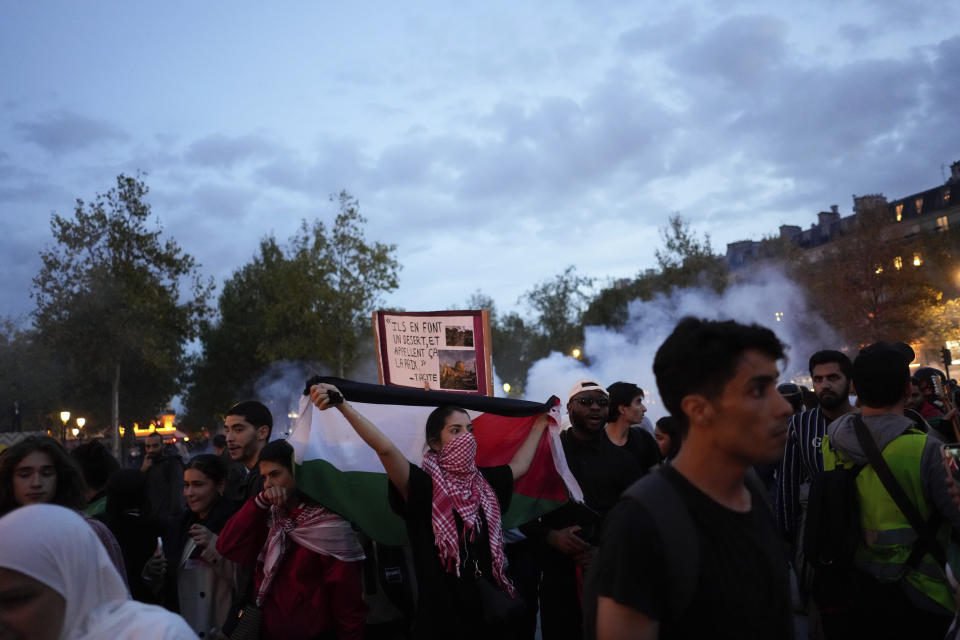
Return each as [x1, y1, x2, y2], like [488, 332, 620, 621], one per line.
[14, 110, 128, 153]
[617, 10, 697, 54]
[837, 23, 871, 47]
[183, 133, 285, 169]
[254, 137, 371, 197]
[671, 14, 788, 88]
[0, 181, 71, 204]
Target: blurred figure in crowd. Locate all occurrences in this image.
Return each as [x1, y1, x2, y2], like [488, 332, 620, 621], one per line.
[0, 504, 195, 640]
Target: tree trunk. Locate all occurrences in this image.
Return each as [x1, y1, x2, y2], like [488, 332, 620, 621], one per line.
[111, 362, 120, 459]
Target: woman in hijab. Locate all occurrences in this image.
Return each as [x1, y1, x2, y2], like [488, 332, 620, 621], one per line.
[0, 503, 195, 640]
[309, 382, 550, 640]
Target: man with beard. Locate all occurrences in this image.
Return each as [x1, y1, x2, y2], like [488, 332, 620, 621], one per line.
[221, 400, 273, 502]
[775, 350, 854, 603]
[141, 432, 185, 520]
[523, 379, 641, 640]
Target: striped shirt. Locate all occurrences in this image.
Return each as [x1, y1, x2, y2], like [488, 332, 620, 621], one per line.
[775, 407, 827, 546]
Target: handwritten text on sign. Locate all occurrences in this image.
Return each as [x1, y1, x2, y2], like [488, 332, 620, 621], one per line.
[382, 314, 477, 391]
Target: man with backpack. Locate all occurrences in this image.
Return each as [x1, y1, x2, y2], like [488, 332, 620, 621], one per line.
[591, 317, 794, 639]
[813, 342, 959, 637]
[777, 350, 856, 552]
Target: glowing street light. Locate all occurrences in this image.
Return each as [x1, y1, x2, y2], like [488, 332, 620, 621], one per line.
[571, 347, 583, 359]
[775, 312, 784, 323]
[76, 417, 85, 429]
[502, 382, 512, 394]
[71, 428, 79, 437]
[59, 411, 70, 444]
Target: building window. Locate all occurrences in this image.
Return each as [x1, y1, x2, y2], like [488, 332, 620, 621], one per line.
[937, 216, 949, 231]
[916, 198, 924, 215]
[895, 203, 904, 221]
[894, 256, 903, 270]
[913, 253, 922, 267]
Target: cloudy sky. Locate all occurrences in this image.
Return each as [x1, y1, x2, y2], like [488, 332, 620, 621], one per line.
[3, 1, 959, 325]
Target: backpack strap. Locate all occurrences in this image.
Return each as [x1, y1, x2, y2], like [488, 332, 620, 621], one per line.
[623, 471, 699, 621]
[851, 415, 946, 568]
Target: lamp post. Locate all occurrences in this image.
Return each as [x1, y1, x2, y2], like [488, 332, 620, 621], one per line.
[76, 417, 85, 440]
[59, 411, 70, 444]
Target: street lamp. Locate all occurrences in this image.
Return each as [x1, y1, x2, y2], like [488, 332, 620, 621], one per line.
[571, 347, 582, 359]
[502, 382, 511, 394]
[76, 417, 85, 429]
[71, 428, 79, 437]
[59, 411, 70, 444]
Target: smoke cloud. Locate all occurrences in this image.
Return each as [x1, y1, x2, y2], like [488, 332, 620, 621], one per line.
[523, 267, 840, 421]
[248, 348, 384, 439]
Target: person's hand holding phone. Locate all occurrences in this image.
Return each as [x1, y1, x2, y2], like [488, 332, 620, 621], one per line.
[941, 444, 960, 511]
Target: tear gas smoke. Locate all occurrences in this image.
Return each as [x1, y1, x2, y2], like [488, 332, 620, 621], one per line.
[523, 267, 840, 421]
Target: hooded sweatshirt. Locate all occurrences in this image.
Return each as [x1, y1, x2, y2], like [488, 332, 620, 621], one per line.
[826, 412, 960, 531]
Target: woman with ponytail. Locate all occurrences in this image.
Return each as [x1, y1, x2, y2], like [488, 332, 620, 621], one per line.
[310, 382, 549, 640]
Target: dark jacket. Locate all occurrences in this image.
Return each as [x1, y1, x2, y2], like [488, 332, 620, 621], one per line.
[144, 454, 186, 520]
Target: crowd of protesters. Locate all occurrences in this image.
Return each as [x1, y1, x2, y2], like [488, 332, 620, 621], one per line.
[5, 316, 960, 639]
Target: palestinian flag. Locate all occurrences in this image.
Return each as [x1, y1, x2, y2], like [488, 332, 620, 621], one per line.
[289, 377, 580, 546]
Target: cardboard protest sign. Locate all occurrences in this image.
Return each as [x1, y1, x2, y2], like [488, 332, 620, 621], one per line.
[372, 310, 493, 395]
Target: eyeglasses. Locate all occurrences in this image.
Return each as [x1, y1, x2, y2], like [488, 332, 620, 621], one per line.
[575, 397, 610, 408]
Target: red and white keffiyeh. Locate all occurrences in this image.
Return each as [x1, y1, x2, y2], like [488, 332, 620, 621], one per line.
[254, 496, 365, 606]
[421, 431, 514, 596]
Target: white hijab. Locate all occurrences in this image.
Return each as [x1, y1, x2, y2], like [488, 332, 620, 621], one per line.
[0, 504, 194, 640]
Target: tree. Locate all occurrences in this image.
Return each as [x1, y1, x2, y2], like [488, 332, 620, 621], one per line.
[323, 191, 401, 376]
[0, 320, 63, 432]
[919, 297, 960, 345]
[32, 174, 212, 455]
[526, 265, 594, 355]
[792, 203, 937, 345]
[583, 216, 727, 329]
[183, 191, 399, 428]
[655, 214, 728, 293]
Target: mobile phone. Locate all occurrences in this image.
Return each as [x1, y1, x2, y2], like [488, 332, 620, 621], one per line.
[942, 444, 960, 485]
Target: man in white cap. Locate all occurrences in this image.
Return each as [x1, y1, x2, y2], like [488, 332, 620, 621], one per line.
[522, 378, 642, 640]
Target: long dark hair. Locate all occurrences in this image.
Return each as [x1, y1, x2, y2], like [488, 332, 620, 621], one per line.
[425, 405, 469, 449]
[655, 416, 683, 461]
[0, 436, 87, 515]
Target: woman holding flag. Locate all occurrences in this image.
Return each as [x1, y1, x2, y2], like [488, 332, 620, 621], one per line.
[310, 382, 550, 640]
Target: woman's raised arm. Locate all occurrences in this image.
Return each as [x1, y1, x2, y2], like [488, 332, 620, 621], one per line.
[309, 383, 411, 501]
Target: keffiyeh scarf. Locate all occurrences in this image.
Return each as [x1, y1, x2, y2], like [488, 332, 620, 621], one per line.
[254, 497, 365, 606]
[421, 431, 514, 595]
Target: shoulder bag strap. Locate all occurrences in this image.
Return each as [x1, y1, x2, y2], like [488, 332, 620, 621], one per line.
[852, 415, 946, 568]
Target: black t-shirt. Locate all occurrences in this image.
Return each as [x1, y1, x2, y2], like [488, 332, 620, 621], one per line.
[388, 461, 513, 640]
[616, 426, 661, 475]
[595, 466, 792, 640]
[560, 428, 642, 520]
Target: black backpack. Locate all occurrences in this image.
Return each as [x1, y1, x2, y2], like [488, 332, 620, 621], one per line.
[802, 460, 866, 611]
